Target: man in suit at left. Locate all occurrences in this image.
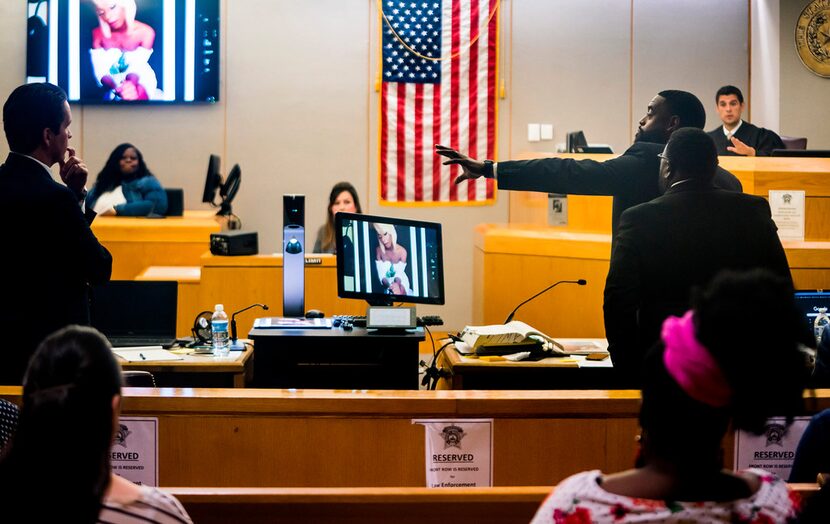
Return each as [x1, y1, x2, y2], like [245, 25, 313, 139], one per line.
[0, 83, 112, 384]
[603, 128, 792, 385]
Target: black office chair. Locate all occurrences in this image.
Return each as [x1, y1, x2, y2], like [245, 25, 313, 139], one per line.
[781, 136, 808, 150]
[122, 370, 157, 387]
[0, 398, 19, 451]
[164, 188, 184, 216]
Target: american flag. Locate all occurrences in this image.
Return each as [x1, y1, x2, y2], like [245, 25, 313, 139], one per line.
[380, 0, 498, 204]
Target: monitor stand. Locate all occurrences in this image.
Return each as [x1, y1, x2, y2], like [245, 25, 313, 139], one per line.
[365, 304, 417, 334]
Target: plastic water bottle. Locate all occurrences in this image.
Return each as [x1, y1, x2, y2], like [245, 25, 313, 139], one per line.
[815, 307, 830, 347]
[211, 304, 230, 357]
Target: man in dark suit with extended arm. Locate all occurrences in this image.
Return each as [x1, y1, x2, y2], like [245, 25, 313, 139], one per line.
[603, 128, 792, 384]
[436, 90, 742, 241]
[0, 83, 112, 384]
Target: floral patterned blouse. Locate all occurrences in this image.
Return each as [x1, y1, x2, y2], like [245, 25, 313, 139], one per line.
[530, 468, 799, 523]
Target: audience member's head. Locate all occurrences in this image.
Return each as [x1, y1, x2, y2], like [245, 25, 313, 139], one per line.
[94, 143, 151, 194]
[0, 325, 122, 523]
[319, 181, 362, 253]
[659, 128, 719, 187]
[639, 269, 807, 470]
[636, 89, 706, 144]
[715, 85, 745, 128]
[3, 83, 70, 161]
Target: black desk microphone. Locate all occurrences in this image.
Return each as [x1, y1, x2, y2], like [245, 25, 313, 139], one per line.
[230, 303, 269, 349]
[503, 279, 587, 324]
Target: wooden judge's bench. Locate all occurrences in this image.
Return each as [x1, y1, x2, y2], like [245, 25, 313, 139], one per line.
[475, 154, 830, 339]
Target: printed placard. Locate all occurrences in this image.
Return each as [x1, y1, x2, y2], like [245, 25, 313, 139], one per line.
[548, 193, 568, 226]
[768, 190, 805, 241]
[110, 417, 158, 486]
[414, 419, 493, 488]
[734, 416, 810, 480]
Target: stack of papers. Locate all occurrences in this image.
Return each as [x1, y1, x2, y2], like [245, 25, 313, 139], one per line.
[112, 347, 183, 362]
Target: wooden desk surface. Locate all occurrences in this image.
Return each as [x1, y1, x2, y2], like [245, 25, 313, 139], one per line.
[118, 346, 253, 388]
[438, 339, 615, 390]
[443, 339, 610, 370]
[91, 210, 220, 242]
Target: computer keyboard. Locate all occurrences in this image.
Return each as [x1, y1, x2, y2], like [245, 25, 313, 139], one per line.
[332, 315, 366, 328]
[332, 315, 444, 329]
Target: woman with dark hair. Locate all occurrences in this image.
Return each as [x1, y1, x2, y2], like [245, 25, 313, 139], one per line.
[531, 269, 808, 523]
[313, 181, 362, 253]
[86, 143, 167, 216]
[0, 326, 192, 523]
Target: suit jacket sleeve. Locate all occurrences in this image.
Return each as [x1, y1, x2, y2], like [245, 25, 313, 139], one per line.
[603, 210, 643, 374]
[496, 144, 652, 198]
[754, 198, 793, 284]
[59, 188, 112, 284]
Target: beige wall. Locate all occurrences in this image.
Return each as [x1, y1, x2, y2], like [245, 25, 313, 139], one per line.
[780, 0, 830, 148]
[1, 1, 752, 330]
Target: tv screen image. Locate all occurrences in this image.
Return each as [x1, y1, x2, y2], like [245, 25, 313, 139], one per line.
[26, 0, 220, 104]
[335, 213, 445, 306]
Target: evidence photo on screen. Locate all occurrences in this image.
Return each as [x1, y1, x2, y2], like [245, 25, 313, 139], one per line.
[335, 213, 444, 305]
[26, 0, 219, 104]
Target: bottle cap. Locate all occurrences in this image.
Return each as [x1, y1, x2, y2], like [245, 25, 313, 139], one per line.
[215, 304, 224, 311]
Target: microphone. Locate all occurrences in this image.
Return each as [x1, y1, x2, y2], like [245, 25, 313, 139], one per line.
[230, 303, 269, 349]
[503, 279, 586, 324]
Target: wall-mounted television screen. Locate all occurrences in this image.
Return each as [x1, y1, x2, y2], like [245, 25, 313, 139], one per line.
[26, 0, 220, 104]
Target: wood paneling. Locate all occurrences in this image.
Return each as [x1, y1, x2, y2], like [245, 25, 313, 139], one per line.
[91, 211, 220, 280]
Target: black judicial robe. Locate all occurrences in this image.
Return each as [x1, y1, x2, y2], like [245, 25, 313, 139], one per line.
[707, 121, 785, 157]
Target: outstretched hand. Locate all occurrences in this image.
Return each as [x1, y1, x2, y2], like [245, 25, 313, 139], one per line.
[58, 147, 89, 199]
[726, 136, 756, 157]
[435, 144, 488, 184]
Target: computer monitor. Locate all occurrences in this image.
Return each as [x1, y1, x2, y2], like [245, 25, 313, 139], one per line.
[771, 149, 830, 158]
[219, 164, 241, 216]
[335, 212, 445, 306]
[566, 130, 587, 153]
[202, 154, 221, 204]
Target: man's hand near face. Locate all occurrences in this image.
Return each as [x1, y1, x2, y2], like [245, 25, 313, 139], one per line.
[59, 147, 89, 200]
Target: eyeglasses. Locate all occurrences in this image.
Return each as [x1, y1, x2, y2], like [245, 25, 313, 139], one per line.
[657, 153, 669, 162]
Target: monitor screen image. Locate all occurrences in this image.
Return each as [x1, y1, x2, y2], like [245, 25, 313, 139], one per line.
[794, 290, 830, 332]
[335, 212, 445, 306]
[26, 0, 220, 104]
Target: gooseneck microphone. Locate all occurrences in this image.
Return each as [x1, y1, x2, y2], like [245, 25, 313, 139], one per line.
[503, 279, 587, 324]
[231, 303, 269, 343]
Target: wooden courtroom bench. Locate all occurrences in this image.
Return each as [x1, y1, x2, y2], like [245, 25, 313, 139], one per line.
[166, 484, 820, 524]
[3, 388, 830, 488]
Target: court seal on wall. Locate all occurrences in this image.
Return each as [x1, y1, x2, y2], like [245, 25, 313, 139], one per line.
[796, 0, 830, 77]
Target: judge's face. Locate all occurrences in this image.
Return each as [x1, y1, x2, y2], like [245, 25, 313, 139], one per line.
[716, 95, 743, 127]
